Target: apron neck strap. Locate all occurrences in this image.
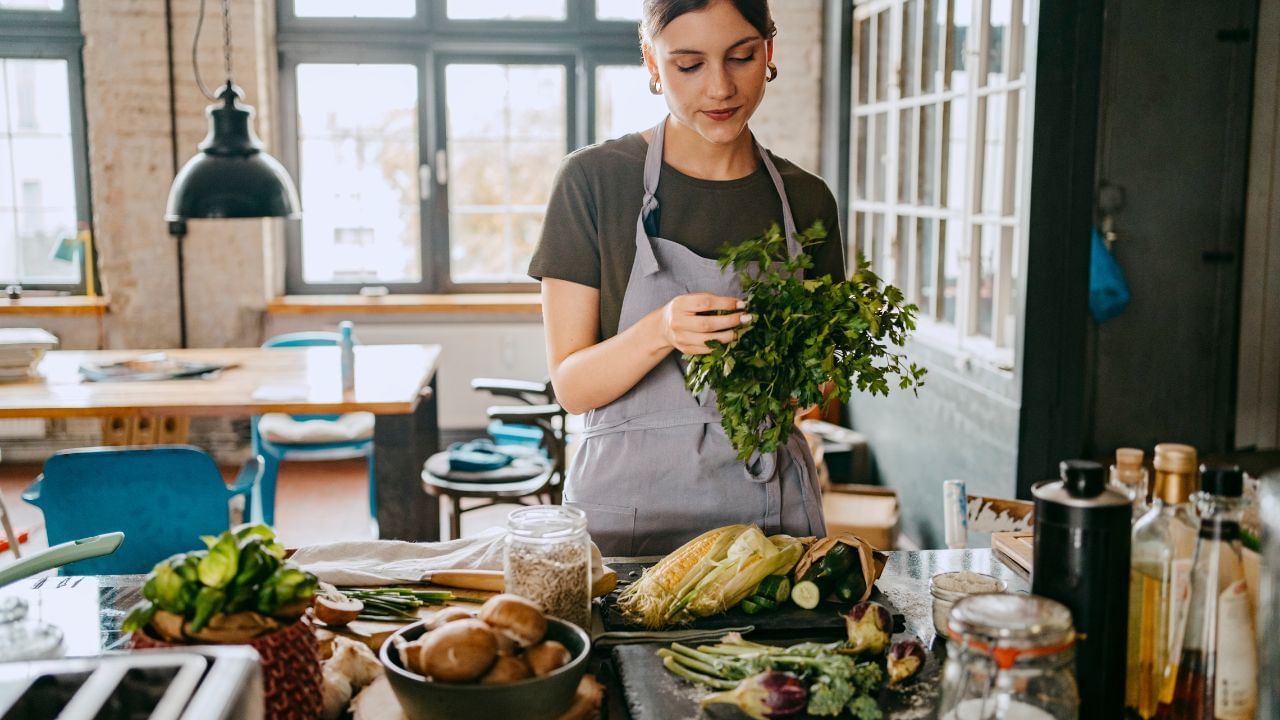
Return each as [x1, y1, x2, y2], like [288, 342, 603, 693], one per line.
[641, 116, 802, 256]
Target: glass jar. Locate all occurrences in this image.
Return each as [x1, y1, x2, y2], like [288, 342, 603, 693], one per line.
[937, 593, 1079, 720]
[503, 505, 591, 629]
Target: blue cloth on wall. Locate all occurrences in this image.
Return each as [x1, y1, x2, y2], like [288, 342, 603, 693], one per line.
[1089, 227, 1130, 323]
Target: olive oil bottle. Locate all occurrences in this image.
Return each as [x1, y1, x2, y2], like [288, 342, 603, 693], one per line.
[1125, 443, 1199, 718]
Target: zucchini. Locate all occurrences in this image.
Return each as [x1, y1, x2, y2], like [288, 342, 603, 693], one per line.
[741, 598, 766, 615]
[755, 575, 792, 604]
[834, 566, 867, 602]
[791, 580, 823, 610]
[810, 542, 857, 580]
[747, 594, 778, 611]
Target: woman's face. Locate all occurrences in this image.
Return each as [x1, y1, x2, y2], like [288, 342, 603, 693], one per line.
[644, 0, 773, 146]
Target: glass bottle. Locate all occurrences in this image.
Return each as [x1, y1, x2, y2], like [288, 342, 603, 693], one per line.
[339, 320, 355, 391]
[1163, 466, 1256, 719]
[937, 592, 1079, 720]
[1125, 443, 1199, 718]
[1111, 446, 1149, 519]
[503, 505, 592, 629]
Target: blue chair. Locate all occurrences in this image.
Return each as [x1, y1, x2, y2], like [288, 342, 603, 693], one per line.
[251, 331, 376, 529]
[21, 445, 262, 575]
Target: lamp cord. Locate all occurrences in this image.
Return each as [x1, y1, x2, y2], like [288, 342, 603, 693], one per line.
[192, 0, 234, 101]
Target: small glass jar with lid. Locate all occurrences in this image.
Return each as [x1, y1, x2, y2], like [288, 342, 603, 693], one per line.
[504, 505, 591, 629]
[937, 592, 1079, 720]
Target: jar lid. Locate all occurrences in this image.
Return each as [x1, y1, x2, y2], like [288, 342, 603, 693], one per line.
[1032, 460, 1130, 508]
[947, 593, 1075, 666]
[1154, 443, 1197, 473]
[506, 505, 587, 539]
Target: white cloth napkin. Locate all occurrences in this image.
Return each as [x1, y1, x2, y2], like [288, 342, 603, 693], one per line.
[291, 527, 510, 586]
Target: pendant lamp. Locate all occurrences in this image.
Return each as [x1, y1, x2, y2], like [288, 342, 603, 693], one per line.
[165, 0, 300, 222]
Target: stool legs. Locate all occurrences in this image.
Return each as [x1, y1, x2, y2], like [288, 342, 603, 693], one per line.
[449, 494, 462, 541]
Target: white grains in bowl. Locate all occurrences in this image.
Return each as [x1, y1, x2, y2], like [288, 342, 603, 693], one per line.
[932, 571, 1005, 594]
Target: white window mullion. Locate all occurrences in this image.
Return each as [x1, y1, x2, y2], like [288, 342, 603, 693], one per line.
[885, 1, 902, 285]
[958, 0, 984, 347]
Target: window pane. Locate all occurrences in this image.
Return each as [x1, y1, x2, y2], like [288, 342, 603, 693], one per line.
[871, 214, 886, 278]
[595, 65, 667, 141]
[857, 17, 871, 105]
[917, 217, 936, 317]
[596, 0, 640, 21]
[975, 224, 996, 338]
[874, 10, 890, 102]
[922, 0, 942, 93]
[897, 107, 915, 204]
[447, 0, 565, 20]
[871, 112, 887, 202]
[950, 0, 971, 90]
[296, 64, 420, 285]
[852, 211, 866, 265]
[986, 0, 1011, 86]
[446, 64, 565, 283]
[980, 92, 1006, 215]
[854, 116, 868, 201]
[293, 0, 414, 18]
[901, 0, 919, 97]
[894, 215, 909, 290]
[944, 96, 966, 211]
[941, 220, 960, 324]
[1005, 225, 1019, 346]
[0, 0, 63, 9]
[0, 59, 78, 284]
[918, 102, 938, 205]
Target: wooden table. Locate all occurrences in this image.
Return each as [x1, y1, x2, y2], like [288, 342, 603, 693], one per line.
[0, 345, 443, 542]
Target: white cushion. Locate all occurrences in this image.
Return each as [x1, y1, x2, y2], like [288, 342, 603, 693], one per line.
[259, 412, 375, 444]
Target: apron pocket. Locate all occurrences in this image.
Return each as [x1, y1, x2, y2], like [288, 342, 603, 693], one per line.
[565, 500, 637, 558]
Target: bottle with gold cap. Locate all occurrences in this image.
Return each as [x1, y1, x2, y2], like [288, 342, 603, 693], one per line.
[1124, 443, 1199, 718]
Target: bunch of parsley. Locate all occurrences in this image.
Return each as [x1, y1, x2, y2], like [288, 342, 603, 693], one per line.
[685, 221, 926, 462]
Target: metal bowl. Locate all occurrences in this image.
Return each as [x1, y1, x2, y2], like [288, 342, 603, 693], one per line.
[379, 617, 590, 720]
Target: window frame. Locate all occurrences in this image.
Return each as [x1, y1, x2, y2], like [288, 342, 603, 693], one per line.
[277, 0, 644, 295]
[849, 0, 1032, 370]
[0, 0, 94, 294]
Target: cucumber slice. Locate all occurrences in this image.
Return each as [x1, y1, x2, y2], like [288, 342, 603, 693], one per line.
[755, 575, 791, 604]
[747, 594, 778, 611]
[791, 580, 822, 610]
[741, 598, 765, 615]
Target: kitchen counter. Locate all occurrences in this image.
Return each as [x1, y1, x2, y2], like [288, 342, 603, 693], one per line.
[49, 548, 1024, 719]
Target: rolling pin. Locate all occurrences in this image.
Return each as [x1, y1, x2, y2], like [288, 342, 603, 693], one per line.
[422, 567, 618, 597]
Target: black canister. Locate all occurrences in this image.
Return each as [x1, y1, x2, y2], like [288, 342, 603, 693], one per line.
[1032, 459, 1131, 719]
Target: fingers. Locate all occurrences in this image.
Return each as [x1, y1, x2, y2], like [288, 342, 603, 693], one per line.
[679, 293, 745, 314]
[660, 293, 752, 355]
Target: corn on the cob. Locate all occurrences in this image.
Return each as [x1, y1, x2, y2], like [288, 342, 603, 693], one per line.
[680, 532, 802, 621]
[617, 525, 748, 629]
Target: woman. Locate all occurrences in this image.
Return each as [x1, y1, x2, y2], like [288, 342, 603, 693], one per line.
[528, 0, 845, 557]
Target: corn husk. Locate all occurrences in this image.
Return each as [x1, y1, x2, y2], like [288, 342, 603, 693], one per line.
[617, 525, 805, 628]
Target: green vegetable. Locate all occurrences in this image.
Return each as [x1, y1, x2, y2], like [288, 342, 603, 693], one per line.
[148, 561, 195, 614]
[256, 567, 317, 615]
[659, 634, 883, 719]
[848, 694, 884, 720]
[747, 595, 777, 611]
[1242, 528, 1261, 553]
[754, 575, 791, 604]
[790, 580, 823, 610]
[741, 598, 767, 615]
[684, 222, 925, 461]
[190, 586, 225, 633]
[121, 600, 156, 634]
[834, 567, 868, 603]
[198, 531, 240, 589]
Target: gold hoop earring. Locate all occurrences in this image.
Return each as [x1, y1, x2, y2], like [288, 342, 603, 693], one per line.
[766, 62, 778, 82]
[649, 75, 662, 95]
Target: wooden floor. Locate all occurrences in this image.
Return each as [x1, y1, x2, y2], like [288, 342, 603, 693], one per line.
[0, 458, 514, 557]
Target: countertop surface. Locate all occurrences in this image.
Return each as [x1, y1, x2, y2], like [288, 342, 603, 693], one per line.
[27, 547, 1025, 719]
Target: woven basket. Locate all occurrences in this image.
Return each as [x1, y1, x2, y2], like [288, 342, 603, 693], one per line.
[131, 614, 322, 720]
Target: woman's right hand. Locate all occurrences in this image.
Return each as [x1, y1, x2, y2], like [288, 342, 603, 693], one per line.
[659, 293, 751, 355]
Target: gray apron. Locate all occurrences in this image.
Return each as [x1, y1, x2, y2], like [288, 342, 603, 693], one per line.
[564, 118, 825, 557]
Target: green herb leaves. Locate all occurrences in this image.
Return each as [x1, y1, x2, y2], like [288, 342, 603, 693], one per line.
[685, 222, 926, 461]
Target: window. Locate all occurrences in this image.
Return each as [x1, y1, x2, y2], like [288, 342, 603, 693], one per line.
[0, 0, 91, 292]
[850, 0, 1033, 367]
[278, 0, 665, 294]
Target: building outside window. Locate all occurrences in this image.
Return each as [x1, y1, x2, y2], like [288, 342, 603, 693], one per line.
[0, 0, 92, 292]
[278, 0, 667, 294]
[851, 0, 1032, 368]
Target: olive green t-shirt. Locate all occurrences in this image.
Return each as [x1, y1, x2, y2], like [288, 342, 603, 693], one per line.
[528, 132, 845, 339]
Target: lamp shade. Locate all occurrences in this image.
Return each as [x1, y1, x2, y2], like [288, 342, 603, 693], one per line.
[165, 82, 300, 221]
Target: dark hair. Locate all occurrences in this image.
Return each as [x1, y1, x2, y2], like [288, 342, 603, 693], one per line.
[640, 0, 776, 42]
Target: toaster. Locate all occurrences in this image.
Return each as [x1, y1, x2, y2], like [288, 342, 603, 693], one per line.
[0, 646, 264, 719]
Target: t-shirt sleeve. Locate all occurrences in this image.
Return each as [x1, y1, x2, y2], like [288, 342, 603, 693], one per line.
[805, 184, 846, 281]
[528, 154, 600, 287]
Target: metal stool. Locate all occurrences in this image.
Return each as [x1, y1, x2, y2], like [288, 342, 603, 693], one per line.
[422, 380, 566, 539]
